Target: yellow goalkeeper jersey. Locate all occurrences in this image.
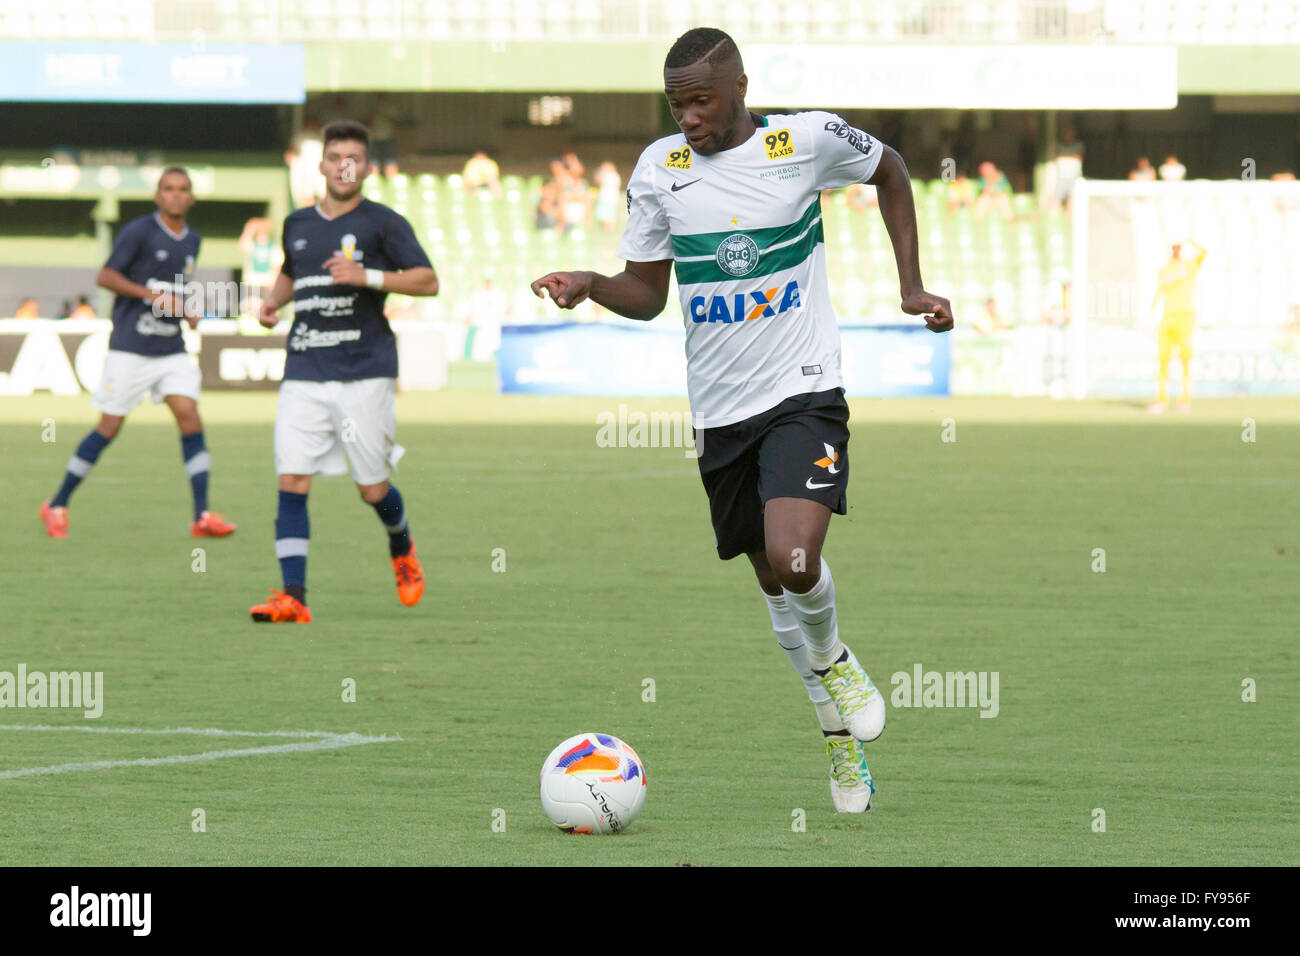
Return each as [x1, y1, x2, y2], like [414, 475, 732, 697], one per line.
[1157, 247, 1206, 317]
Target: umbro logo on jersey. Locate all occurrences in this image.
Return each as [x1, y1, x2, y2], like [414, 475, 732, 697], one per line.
[814, 443, 841, 474]
[688, 280, 801, 324]
[293, 238, 308, 251]
[154, 249, 168, 261]
[671, 178, 701, 192]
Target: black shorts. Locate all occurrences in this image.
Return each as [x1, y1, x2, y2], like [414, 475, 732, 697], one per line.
[696, 388, 850, 560]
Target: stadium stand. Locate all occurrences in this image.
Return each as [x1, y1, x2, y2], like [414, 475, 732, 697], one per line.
[354, 168, 1070, 326]
[3, 0, 1298, 43]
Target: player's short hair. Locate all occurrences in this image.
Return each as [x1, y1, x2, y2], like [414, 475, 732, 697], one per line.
[157, 166, 192, 188]
[322, 120, 371, 159]
[664, 27, 742, 72]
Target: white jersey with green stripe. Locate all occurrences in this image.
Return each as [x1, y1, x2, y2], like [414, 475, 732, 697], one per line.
[617, 110, 883, 428]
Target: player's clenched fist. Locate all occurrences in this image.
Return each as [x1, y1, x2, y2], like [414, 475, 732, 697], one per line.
[324, 254, 367, 287]
[531, 271, 594, 309]
[901, 290, 955, 333]
[258, 300, 282, 329]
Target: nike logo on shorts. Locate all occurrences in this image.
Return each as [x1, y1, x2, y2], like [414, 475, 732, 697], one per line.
[671, 178, 702, 192]
[806, 478, 835, 490]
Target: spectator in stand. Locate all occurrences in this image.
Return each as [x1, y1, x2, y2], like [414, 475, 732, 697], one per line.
[947, 173, 975, 212]
[558, 148, 585, 183]
[285, 120, 324, 210]
[1159, 153, 1187, 182]
[462, 149, 503, 197]
[15, 297, 38, 318]
[1052, 122, 1085, 212]
[240, 217, 279, 322]
[70, 295, 96, 319]
[974, 297, 1007, 334]
[593, 161, 622, 232]
[974, 161, 1013, 221]
[369, 93, 401, 179]
[1129, 156, 1157, 181]
[58, 299, 73, 319]
[560, 171, 590, 235]
[536, 179, 561, 232]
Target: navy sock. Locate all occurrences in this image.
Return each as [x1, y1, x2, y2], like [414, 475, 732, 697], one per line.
[275, 490, 309, 602]
[372, 485, 411, 558]
[181, 431, 210, 521]
[51, 429, 112, 507]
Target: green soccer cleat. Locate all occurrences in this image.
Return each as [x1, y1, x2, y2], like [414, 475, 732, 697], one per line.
[816, 647, 886, 743]
[827, 734, 875, 813]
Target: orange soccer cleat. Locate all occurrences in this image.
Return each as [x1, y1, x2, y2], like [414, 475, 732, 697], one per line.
[249, 590, 312, 623]
[392, 544, 425, 607]
[192, 510, 237, 537]
[39, 501, 69, 539]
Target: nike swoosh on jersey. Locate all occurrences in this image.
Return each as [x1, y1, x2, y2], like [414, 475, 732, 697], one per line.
[805, 478, 835, 489]
[671, 178, 702, 192]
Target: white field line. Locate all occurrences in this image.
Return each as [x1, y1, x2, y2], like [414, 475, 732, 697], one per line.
[0, 725, 400, 780]
[0, 724, 338, 738]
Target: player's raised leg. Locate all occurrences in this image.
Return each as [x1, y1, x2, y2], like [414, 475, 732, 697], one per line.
[164, 394, 235, 536]
[752, 551, 874, 812]
[250, 473, 312, 622]
[359, 478, 423, 607]
[40, 414, 123, 538]
[764, 497, 886, 744]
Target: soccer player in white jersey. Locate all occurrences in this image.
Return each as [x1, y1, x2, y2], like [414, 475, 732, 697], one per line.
[532, 28, 953, 812]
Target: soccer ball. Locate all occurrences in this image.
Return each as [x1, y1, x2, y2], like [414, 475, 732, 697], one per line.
[539, 733, 647, 834]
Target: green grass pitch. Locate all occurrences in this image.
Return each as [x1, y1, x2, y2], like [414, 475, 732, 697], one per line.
[1, 384, 1297, 865]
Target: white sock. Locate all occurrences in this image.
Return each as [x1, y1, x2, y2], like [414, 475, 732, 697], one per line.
[784, 557, 844, 671]
[763, 589, 846, 735]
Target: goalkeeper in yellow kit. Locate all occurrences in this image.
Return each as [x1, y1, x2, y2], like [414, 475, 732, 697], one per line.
[1147, 239, 1206, 413]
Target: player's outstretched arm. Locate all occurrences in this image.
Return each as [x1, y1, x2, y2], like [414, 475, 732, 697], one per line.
[370, 266, 439, 297]
[530, 259, 672, 321]
[322, 255, 439, 297]
[259, 271, 295, 328]
[869, 146, 954, 333]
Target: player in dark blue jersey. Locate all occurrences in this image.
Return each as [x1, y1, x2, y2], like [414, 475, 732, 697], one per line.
[249, 121, 439, 622]
[39, 167, 237, 540]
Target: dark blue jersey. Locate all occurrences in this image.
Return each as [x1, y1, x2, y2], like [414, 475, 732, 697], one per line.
[104, 213, 201, 356]
[280, 199, 432, 382]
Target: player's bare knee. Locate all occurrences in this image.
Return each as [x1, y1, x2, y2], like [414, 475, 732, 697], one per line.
[746, 552, 781, 595]
[766, 544, 820, 593]
[357, 481, 388, 504]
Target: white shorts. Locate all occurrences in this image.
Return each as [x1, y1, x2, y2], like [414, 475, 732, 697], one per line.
[92, 349, 201, 416]
[274, 377, 405, 485]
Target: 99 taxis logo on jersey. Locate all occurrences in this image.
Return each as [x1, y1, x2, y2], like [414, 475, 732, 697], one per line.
[665, 146, 692, 170]
[689, 281, 802, 324]
[763, 129, 794, 160]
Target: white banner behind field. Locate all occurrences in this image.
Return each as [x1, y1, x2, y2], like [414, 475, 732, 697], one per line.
[745, 45, 1178, 110]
